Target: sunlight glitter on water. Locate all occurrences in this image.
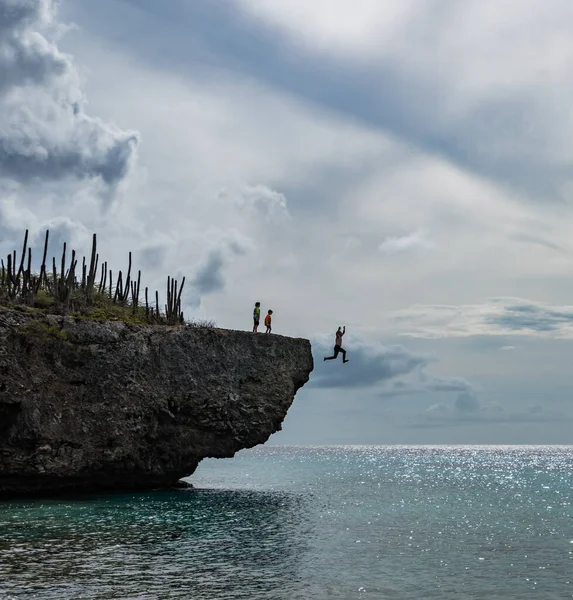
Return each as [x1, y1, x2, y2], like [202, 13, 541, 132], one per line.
[1, 446, 573, 599]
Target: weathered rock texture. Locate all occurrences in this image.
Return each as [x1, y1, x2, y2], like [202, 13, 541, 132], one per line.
[0, 308, 313, 496]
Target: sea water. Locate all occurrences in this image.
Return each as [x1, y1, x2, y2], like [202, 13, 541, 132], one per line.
[0, 446, 572, 599]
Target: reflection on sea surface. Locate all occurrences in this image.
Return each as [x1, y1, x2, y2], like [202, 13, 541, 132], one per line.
[0, 489, 311, 599]
[1, 446, 573, 599]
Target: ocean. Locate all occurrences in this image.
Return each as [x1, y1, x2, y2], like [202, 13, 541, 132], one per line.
[0, 446, 572, 599]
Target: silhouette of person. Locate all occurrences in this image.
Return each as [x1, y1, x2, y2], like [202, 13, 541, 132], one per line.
[324, 326, 349, 363]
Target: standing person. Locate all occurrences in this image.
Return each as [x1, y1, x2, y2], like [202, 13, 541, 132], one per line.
[253, 302, 261, 333]
[324, 326, 349, 363]
[265, 310, 273, 334]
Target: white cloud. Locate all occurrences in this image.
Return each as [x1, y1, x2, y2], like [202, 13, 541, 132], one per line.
[233, 185, 289, 223]
[33, 4, 573, 341]
[378, 229, 435, 255]
[32, 29, 573, 341]
[235, 0, 573, 200]
[0, 0, 138, 187]
[394, 298, 573, 339]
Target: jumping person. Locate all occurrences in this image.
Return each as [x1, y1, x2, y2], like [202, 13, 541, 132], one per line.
[253, 302, 261, 333]
[265, 310, 273, 333]
[324, 326, 349, 363]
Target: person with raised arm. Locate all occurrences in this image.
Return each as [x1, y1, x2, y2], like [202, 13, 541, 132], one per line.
[324, 326, 349, 363]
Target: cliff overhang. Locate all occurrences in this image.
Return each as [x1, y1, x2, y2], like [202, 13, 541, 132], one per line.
[0, 308, 313, 496]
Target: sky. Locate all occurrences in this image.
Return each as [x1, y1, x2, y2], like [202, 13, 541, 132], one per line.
[2, 0, 573, 444]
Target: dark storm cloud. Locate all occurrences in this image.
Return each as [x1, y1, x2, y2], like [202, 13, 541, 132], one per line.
[0, 0, 139, 186]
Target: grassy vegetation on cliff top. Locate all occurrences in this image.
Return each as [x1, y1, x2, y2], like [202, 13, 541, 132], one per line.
[0, 229, 214, 328]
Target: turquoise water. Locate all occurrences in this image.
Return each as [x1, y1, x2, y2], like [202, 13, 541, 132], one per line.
[1, 446, 572, 599]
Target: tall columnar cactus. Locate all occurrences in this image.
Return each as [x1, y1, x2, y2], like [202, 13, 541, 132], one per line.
[1, 229, 191, 325]
[165, 276, 186, 324]
[31, 229, 51, 295]
[86, 234, 98, 305]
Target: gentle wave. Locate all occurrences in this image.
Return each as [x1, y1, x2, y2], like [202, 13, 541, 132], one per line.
[1, 446, 572, 599]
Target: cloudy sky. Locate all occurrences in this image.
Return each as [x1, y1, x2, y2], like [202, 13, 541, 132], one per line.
[3, 0, 573, 444]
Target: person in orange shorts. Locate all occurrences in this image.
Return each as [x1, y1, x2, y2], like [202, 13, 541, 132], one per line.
[265, 310, 273, 334]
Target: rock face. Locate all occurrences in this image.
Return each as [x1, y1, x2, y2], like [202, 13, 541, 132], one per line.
[0, 308, 313, 496]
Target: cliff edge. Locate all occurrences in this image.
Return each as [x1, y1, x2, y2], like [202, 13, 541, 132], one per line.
[0, 308, 313, 496]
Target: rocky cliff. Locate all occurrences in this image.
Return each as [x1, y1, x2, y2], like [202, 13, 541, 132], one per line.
[0, 308, 313, 496]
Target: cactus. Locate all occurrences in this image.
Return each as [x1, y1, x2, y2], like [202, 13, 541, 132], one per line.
[35, 229, 50, 294]
[86, 234, 97, 304]
[1, 229, 192, 326]
[122, 252, 132, 303]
